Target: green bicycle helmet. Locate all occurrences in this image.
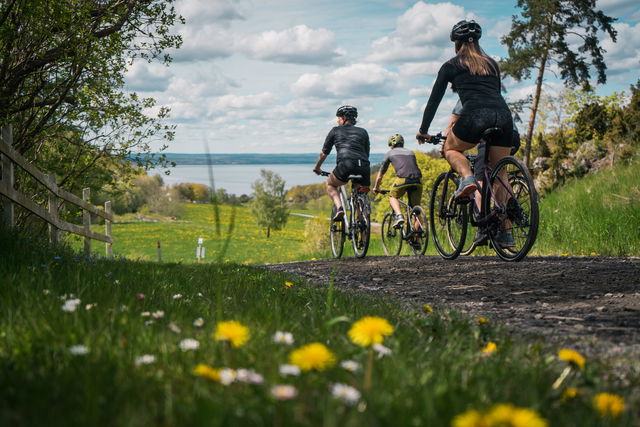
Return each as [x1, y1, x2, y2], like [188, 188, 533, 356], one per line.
[388, 134, 404, 147]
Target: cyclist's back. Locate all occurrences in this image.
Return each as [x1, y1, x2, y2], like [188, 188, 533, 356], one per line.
[322, 124, 370, 164]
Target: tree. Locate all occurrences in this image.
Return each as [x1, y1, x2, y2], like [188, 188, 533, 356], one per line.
[250, 169, 288, 238]
[501, 0, 617, 167]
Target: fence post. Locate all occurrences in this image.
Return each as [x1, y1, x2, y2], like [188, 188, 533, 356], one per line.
[105, 200, 112, 257]
[48, 173, 59, 245]
[1, 125, 15, 228]
[83, 188, 91, 256]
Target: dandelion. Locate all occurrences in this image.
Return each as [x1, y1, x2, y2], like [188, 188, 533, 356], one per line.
[273, 331, 294, 345]
[423, 304, 434, 312]
[348, 316, 394, 347]
[279, 364, 301, 376]
[193, 318, 205, 327]
[284, 281, 294, 287]
[61, 298, 81, 312]
[562, 388, 578, 402]
[485, 404, 548, 427]
[134, 354, 156, 366]
[172, 294, 183, 299]
[452, 409, 485, 427]
[340, 360, 361, 373]
[151, 310, 165, 319]
[193, 364, 220, 381]
[179, 338, 200, 352]
[271, 385, 298, 400]
[214, 321, 250, 348]
[330, 383, 361, 406]
[476, 317, 488, 324]
[289, 342, 336, 371]
[558, 349, 585, 371]
[593, 393, 624, 418]
[310, 257, 317, 261]
[482, 341, 497, 355]
[69, 345, 90, 355]
[372, 343, 392, 359]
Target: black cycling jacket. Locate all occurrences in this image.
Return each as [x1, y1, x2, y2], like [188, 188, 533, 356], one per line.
[322, 124, 370, 163]
[419, 56, 508, 134]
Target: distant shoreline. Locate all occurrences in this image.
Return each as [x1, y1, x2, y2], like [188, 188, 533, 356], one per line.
[147, 153, 386, 166]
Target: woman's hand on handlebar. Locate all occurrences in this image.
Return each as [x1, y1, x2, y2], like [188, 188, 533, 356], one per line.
[416, 132, 431, 145]
[313, 166, 322, 175]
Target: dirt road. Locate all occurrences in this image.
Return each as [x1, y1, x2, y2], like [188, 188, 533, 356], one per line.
[265, 255, 640, 358]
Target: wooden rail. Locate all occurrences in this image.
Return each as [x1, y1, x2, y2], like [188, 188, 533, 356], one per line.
[0, 125, 113, 256]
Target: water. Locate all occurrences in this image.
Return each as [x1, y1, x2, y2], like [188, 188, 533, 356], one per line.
[150, 164, 330, 196]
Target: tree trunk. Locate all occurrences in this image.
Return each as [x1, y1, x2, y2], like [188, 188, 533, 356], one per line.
[266, 225, 270, 238]
[524, 53, 548, 168]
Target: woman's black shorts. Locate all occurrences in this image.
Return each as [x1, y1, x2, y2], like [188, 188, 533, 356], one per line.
[453, 108, 513, 147]
[333, 159, 371, 186]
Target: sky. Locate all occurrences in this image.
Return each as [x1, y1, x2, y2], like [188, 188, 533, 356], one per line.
[125, 0, 640, 154]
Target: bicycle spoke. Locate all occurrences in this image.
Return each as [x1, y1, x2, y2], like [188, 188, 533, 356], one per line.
[381, 212, 402, 256]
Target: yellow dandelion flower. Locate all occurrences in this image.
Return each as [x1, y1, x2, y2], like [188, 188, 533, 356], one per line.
[289, 342, 336, 371]
[593, 393, 624, 418]
[348, 316, 394, 347]
[476, 317, 489, 324]
[486, 403, 548, 427]
[214, 320, 250, 348]
[558, 348, 585, 371]
[452, 409, 486, 427]
[562, 387, 578, 402]
[482, 341, 497, 354]
[193, 364, 220, 382]
[423, 304, 434, 313]
[284, 281, 294, 287]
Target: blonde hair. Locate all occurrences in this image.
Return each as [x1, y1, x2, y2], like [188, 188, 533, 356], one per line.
[455, 41, 499, 76]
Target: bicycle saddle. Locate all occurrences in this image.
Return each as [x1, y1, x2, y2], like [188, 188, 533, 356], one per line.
[482, 127, 503, 142]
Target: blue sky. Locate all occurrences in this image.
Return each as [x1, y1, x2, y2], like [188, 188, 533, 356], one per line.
[125, 0, 640, 154]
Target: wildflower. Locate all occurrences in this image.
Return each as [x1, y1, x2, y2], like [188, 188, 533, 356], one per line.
[476, 317, 489, 324]
[214, 321, 250, 348]
[236, 369, 264, 385]
[289, 342, 336, 371]
[172, 294, 183, 299]
[197, 292, 204, 297]
[134, 354, 156, 366]
[61, 298, 81, 312]
[340, 360, 361, 373]
[151, 310, 165, 319]
[593, 393, 624, 418]
[85, 303, 96, 310]
[372, 343, 392, 359]
[43, 289, 51, 295]
[279, 364, 301, 376]
[193, 364, 220, 381]
[136, 293, 145, 300]
[179, 338, 200, 352]
[273, 331, 294, 345]
[144, 320, 155, 326]
[348, 316, 394, 347]
[310, 257, 317, 261]
[330, 383, 361, 406]
[193, 318, 205, 327]
[423, 304, 434, 312]
[69, 345, 90, 355]
[284, 281, 294, 287]
[452, 409, 485, 427]
[168, 322, 181, 334]
[219, 368, 237, 385]
[271, 385, 298, 400]
[482, 341, 497, 355]
[558, 349, 585, 371]
[562, 388, 578, 402]
[141, 311, 151, 317]
[485, 403, 548, 427]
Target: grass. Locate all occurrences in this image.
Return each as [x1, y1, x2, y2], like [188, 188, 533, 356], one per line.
[0, 228, 637, 426]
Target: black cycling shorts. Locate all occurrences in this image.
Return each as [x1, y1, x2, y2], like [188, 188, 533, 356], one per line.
[332, 159, 371, 187]
[453, 108, 513, 147]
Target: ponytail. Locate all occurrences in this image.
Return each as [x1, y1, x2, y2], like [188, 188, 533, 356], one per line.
[455, 41, 499, 76]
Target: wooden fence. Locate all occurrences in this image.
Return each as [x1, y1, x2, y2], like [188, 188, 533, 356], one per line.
[0, 125, 113, 256]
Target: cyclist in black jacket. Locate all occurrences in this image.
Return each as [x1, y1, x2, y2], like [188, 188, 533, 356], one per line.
[314, 105, 371, 221]
[416, 20, 515, 247]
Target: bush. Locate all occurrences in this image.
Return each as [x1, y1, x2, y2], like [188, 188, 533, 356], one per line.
[301, 216, 329, 253]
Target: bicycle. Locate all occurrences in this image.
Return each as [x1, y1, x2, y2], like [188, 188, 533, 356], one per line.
[319, 170, 371, 258]
[375, 190, 428, 256]
[419, 129, 539, 262]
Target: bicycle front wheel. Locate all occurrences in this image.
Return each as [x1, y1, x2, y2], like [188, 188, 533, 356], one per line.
[430, 172, 468, 260]
[351, 195, 370, 258]
[408, 206, 428, 255]
[329, 206, 345, 258]
[381, 212, 402, 256]
[485, 156, 539, 262]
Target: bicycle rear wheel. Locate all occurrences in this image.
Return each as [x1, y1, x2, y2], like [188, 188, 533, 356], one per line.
[408, 206, 428, 255]
[329, 206, 345, 258]
[381, 212, 402, 256]
[430, 172, 468, 260]
[460, 203, 478, 256]
[351, 195, 370, 258]
[485, 156, 539, 262]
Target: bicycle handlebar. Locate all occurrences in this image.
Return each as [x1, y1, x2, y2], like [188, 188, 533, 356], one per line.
[416, 133, 447, 145]
[316, 170, 331, 177]
[374, 189, 390, 194]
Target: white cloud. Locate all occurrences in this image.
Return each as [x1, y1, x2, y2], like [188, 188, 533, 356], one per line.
[291, 63, 399, 98]
[208, 92, 278, 118]
[125, 62, 173, 92]
[601, 23, 640, 76]
[239, 25, 347, 65]
[171, 25, 237, 62]
[399, 61, 442, 77]
[176, 0, 246, 26]
[597, 0, 640, 22]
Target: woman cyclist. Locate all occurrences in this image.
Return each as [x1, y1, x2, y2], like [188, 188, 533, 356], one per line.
[416, 20, 515, 247]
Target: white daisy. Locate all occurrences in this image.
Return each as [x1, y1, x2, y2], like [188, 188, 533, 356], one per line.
[340, 360, 361, 373]
[61, 298, 81, 312]
[178, 338, 200, 352]
[279, 364, 301, 377]
[330, 383, 361, 406]
[193, 318, 205, 327]
[69, 345, 90, 355]
[273, 331, 294, 345]
[271, 385, 298, 400]
[134, 354, 156, 366]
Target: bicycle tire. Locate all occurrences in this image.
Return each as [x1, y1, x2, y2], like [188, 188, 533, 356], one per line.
[381, 212, 402, 256]
[329, 206, 345, 258]
[409, 206, 428, 255]
[460, 203, 478, 256]
[484, 156, 539, 262]
[429, 171, 467, 260]
[351, 194, 370, 258]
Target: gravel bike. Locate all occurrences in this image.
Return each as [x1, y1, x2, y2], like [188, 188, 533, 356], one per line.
[420, 129, 539, 262]
[375, 190, 428, 256]
[319, 171, 371, 258]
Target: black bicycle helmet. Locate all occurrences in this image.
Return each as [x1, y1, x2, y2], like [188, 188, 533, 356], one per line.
[450, 20, 482, 42]
[336, 105, 358, 119]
